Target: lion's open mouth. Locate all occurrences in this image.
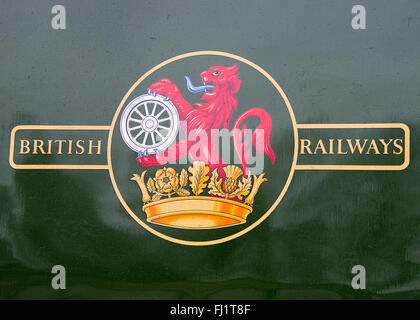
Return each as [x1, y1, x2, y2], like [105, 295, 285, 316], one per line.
[185, 76, 214, 93]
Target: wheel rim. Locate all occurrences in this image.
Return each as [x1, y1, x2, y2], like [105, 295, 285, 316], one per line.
[119, 94, 180, 154]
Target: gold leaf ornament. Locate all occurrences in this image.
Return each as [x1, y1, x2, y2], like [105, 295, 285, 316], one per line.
[230, 174, 252, 200]
[130, 171, 151, 203]
[188, 161, 210, 195]
[208, 168, 225, 197]
[152, 193, 162, 201]
[146, 177, 156, 193]
[245, 173, 268, 205]
[176, 188, 190, 196]
[179, 169, 188, 187]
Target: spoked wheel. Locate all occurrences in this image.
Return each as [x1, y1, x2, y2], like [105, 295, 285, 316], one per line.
[119, 93, 180, 154]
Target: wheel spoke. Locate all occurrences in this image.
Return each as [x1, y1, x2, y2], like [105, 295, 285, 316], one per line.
[158, 125, 170, 131]
[134, 108, 145, 119]
[142, 132, 149, 145]
[144, 103, 149, 116]
[129, 124, 143, 131]
[158, 117, 171, 123]
[151, 103, 157, 116]
[133, 129, 145, 141]
[155, 108, 166, 119]
[155, 130, 165, 139]
[129, 118, 143, 124]
[151, 132, 156, 145]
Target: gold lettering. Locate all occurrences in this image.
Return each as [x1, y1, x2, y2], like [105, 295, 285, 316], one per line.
[329, 139, 334, 154]
[300, 139, 312, 154]
[366, 139, 380, 154]
[54, 139, 66, 154]
[314, 139, 327, 154]
[19, 140, 31, 154]
[347, 139, 368, 154]
[379, 139, 393, 154]
[33, 140, 46, 154]
[337, 139, 348, 154]
[393, 139, 403, 155]
[67, 140, 73, 154]
[47, 140, 53, 154]
[76, 140, 85, 154]
[16, 138, 105, 156]
[88, 140, 102, 155]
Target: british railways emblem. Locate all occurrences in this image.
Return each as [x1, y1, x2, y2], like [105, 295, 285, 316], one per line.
[10, 51, 410, 245]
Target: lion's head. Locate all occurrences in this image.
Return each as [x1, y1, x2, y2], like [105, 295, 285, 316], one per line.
[187, 64, 242, 133]
[199, 64, 242, 101]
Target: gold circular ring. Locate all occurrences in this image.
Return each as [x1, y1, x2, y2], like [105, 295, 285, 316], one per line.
[107, 51, 298, 246]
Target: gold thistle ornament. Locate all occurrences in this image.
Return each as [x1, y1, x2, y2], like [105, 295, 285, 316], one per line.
[208, 165, 253, 200]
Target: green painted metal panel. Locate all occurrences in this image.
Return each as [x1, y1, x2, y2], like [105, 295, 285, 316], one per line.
[0, 0, 419, 299]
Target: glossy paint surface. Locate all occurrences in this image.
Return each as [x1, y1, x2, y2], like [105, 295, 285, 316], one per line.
[1, 0, 419, 299]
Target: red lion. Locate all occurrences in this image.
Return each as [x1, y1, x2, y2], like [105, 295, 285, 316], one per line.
[137, 64, 275, 173]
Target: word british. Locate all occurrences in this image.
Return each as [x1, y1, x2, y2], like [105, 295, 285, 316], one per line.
[19, 139, 103, 155]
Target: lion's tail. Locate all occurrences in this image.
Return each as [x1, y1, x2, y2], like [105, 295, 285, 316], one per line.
[232, 108, 275, 174]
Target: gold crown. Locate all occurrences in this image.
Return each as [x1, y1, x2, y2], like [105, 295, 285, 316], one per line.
[131, 162, 267, 229]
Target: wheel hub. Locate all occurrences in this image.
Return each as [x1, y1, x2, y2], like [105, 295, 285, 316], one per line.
[143, 116, 158, 132]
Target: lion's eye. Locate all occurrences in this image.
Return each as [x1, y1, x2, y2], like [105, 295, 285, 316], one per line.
[212, 71, 220, 76]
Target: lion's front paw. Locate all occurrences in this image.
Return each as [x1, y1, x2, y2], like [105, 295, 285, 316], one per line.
[148, 79, 181, 101]
[136, 154, 158, 167]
